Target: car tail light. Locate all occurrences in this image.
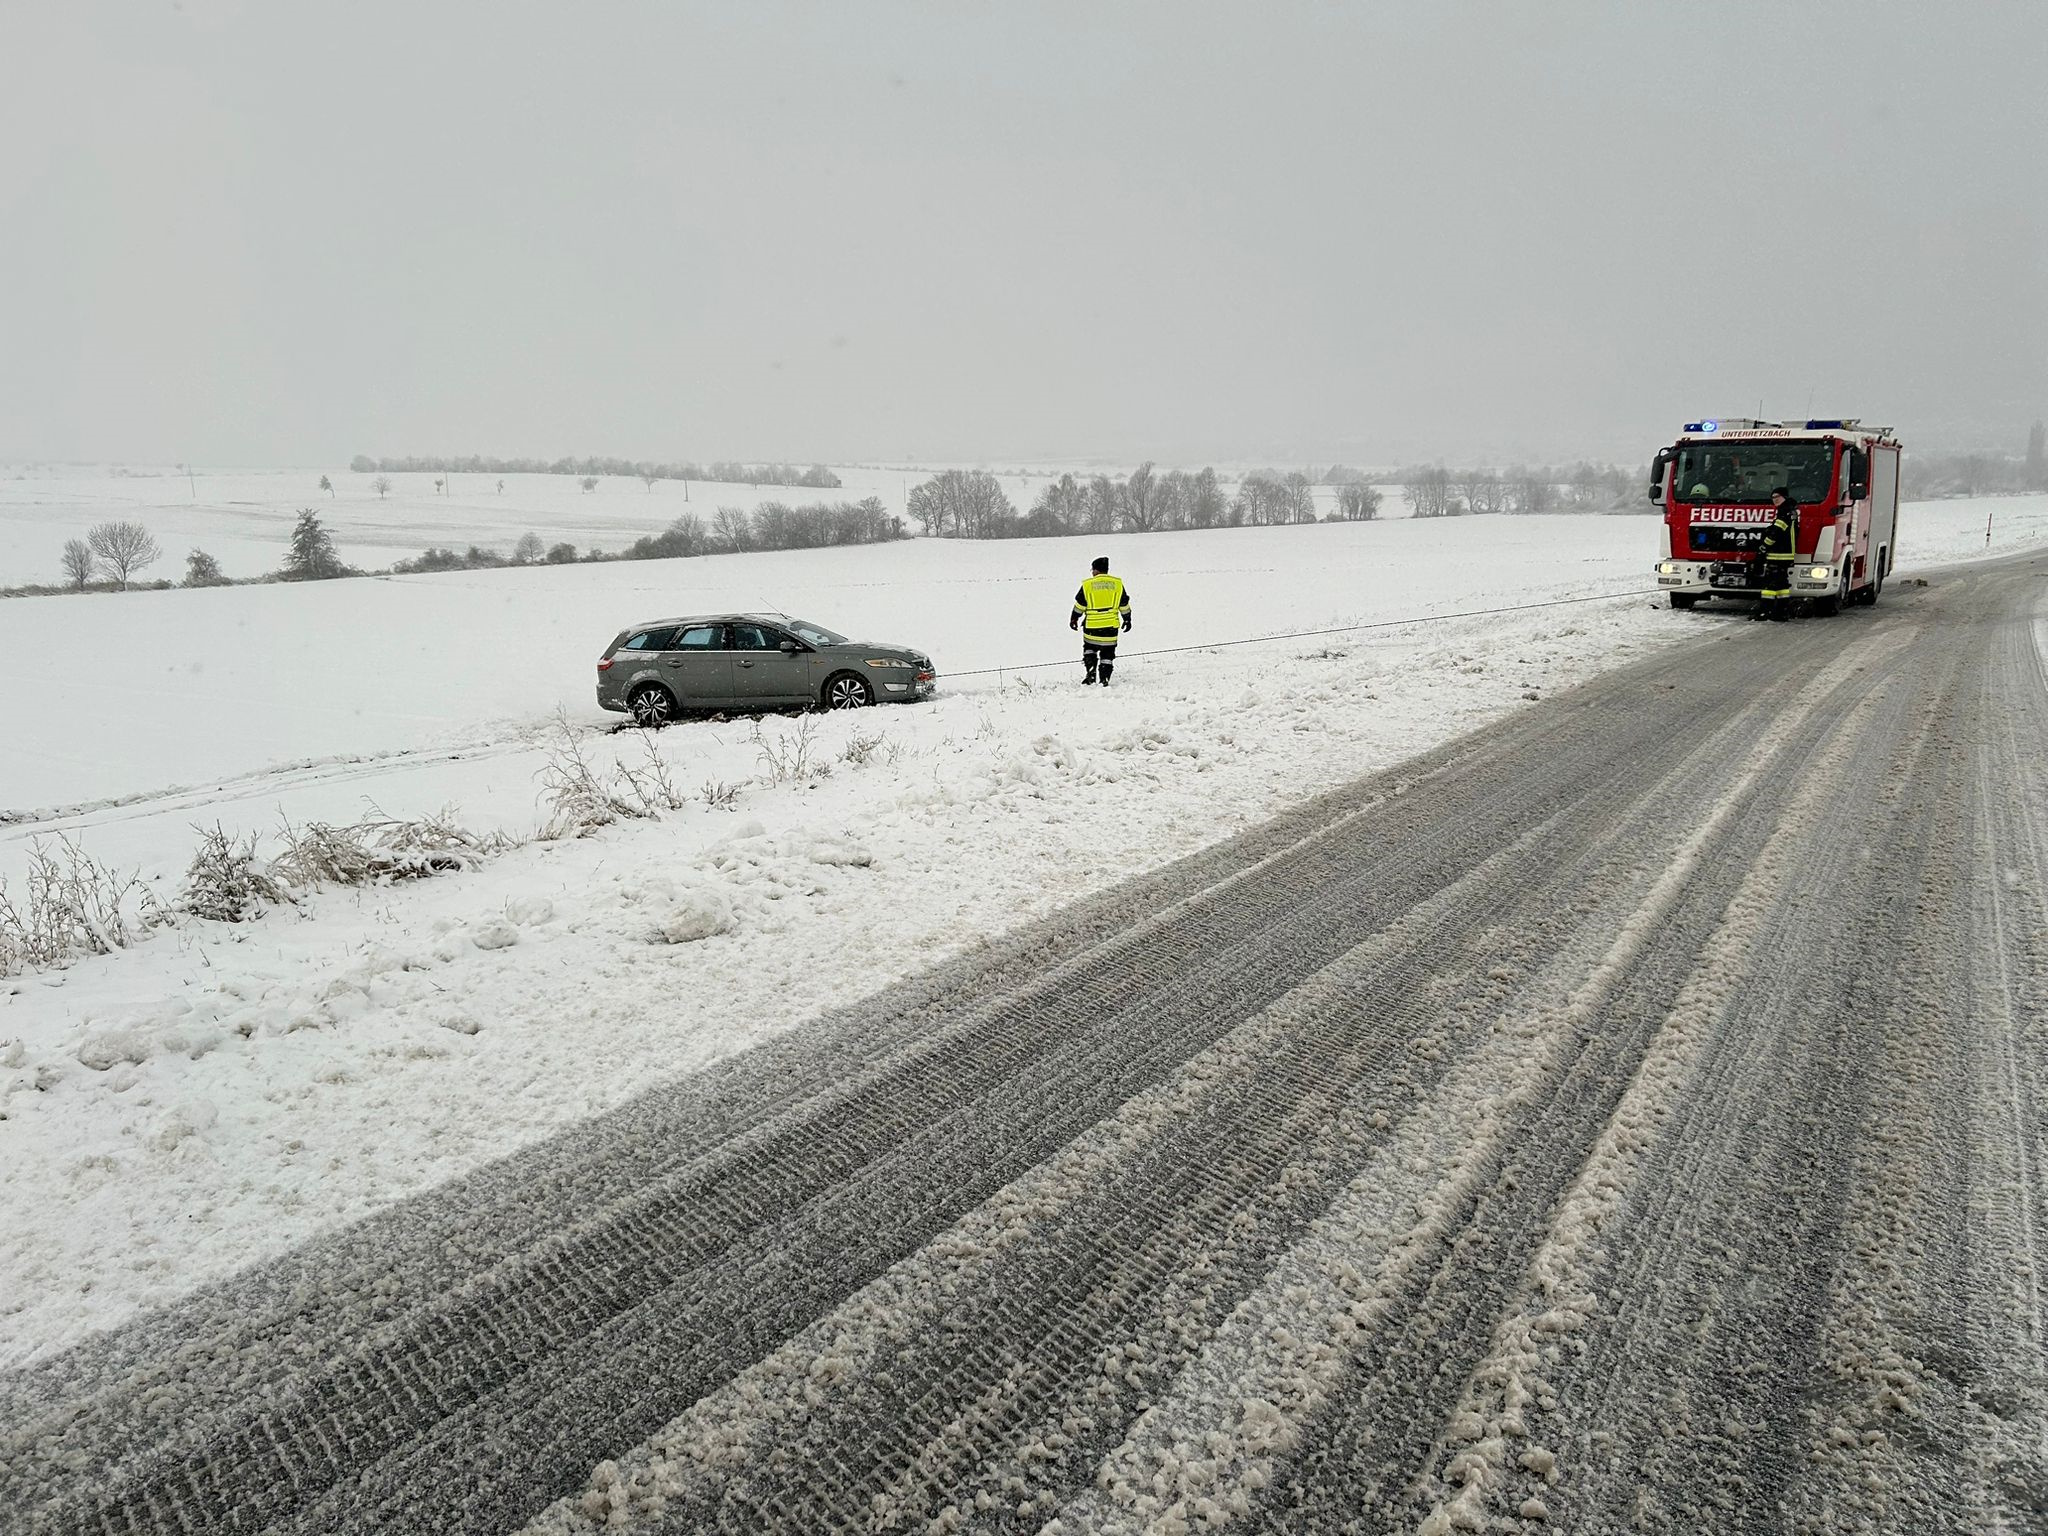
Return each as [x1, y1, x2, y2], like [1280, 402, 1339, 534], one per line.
[597, 657, 614, 672]
[916, 669, 934, 682]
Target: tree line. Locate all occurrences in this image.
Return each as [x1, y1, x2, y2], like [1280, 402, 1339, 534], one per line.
[11, 498, 910, 597]
[907, 466, 1354, 539]
[903, 460, 1642, 538]
[346, 455, 842, 489]
[25, 513, 357, 596]
[1397, 463, 1639, 517]
[391, 497, 905, 573]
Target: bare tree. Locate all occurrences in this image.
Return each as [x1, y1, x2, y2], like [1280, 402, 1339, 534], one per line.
[86, 521, 161, 589]
[579, 476, 599, 493]
[318, 474, 333, 497]
[641, 473, 658, 492]
[1190, 467, 1227, 529]
[907, 470, 1014, 538]
[849, 495, 899, 542]
[1455, 471, 1511, 517]
[60, 539, 96, 591]
[1233, 472, 1296, 526]
[1083, 475, 1123, 535]
[1336, 483, 1381, 521]
[663, 512, 706, 555]
[183, 549, 228, 587]
[711, 505, 753, 552]
[372, 475, 392, 499]
[1507, 468, 1557, 515]
[1027, 473, 1087, 536]
[511, 532, 546, 564]
[544, 541, 578, 564]
[1403, 466, 1453, 518]
[1152, 470, 1193, 531]
[1123, 462, 1160, 532]
[1282, 471, 1317, 523]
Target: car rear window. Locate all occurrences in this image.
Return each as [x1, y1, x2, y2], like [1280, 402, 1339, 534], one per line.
[672, 624, 722, 649]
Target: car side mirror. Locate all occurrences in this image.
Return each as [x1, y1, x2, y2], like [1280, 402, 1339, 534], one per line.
[1648, 447, 1672, 506]
[779, 639, 799, 654]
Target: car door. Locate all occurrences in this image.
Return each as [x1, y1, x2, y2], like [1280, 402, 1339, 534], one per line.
[658, 622, 733, 706]
[727, 621, 814, 706]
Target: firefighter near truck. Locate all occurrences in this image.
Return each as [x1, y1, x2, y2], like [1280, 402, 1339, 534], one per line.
[1650, 419, 1902, 613]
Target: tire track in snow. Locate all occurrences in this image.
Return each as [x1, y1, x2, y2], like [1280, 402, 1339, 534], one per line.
[542, 760, 1694, 1535]
[1216, 629, 1914, 1536]
[1029, 670, 1850, 1536]
[1502, 659, 1938, 1533]
[1400, 629, 1922, 1535]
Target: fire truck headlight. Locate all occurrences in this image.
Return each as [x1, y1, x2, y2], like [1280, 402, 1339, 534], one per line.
[1805, 565, 1833, 580]
[1657, 560, 1678, 575]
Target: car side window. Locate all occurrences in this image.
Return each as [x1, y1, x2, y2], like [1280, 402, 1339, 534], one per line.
[729, 623, 783, 651]
[623, 627, 674, 651]
[671, 625, 721, 649]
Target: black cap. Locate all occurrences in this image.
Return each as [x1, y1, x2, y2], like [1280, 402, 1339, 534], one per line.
[1091, 556, 1110, 573]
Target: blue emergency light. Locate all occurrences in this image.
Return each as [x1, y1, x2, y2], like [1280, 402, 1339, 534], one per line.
[1804, 419, 1845, 429]
[1683, 420, 1719, 434]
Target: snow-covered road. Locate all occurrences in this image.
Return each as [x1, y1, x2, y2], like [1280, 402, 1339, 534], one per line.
[9, 549, 2045, 1534]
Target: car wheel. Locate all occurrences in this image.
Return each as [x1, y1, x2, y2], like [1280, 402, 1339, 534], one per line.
[629, 683, 677, 727]
[821, 672, 872, 710]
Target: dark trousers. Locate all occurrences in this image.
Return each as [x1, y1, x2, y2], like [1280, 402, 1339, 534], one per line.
[1082, 635, 1119, 683]
[1757, 559, 1794, 620]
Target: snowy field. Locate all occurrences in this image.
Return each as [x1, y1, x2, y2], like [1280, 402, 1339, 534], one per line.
[1, 490, 2044, 1366]
[1, 464, 1265, 586]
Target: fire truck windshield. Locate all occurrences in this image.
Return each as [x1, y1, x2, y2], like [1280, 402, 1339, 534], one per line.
[1673, 442, 1833, 504]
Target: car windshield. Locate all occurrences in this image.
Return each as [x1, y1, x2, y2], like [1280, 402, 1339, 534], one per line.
[785, 618, 847, 646]
[1674, 441, 1833, 504]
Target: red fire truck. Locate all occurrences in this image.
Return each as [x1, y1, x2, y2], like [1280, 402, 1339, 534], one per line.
[1650, 419, 1901, 612]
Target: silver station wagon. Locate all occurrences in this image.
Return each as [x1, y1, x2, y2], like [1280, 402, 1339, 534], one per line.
[597, 613, 937, 725]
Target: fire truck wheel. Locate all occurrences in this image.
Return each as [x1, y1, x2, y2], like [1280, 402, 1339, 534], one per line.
[1669, 592, 1699, 610]
[1856, 570, 1882, 607]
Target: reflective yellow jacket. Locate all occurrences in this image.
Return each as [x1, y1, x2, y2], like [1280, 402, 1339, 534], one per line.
[1073, 574, 1131, 639]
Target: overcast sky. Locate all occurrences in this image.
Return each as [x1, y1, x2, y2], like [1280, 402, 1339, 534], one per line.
[3, 1, 2043, 468]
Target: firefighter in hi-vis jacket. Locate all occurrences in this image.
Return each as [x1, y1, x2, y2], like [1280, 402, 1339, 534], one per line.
[1754, 486, 1797, 621]
[1070, 556, 1132, 685]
